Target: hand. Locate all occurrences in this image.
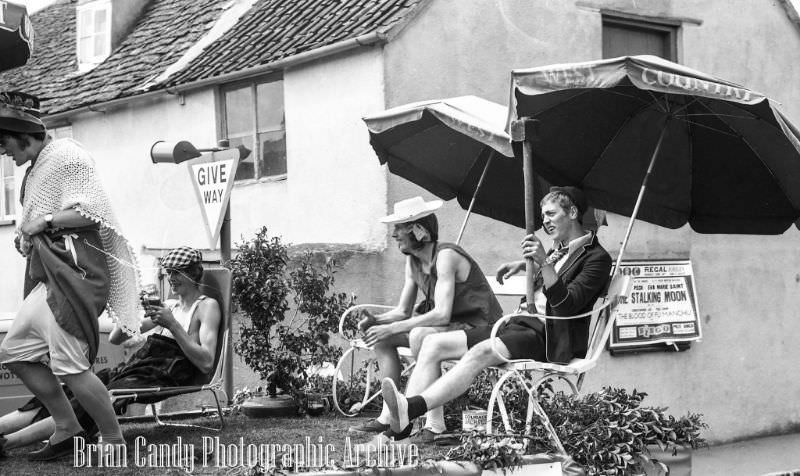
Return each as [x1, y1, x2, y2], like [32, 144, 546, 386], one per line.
[357, 310, 377, 332]
[15, 232, 31, 257]
[363, 323, 395, 347]
[20, 216, 47, 237]
[522, 234, 547, 267]
[144, 305, 178, 331]
[495, 260, 526, 284]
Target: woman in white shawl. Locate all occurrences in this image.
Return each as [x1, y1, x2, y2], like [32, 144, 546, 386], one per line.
[0, 92, 139, 461]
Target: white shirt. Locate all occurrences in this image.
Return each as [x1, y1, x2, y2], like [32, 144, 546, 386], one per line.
[532, 232, 593, 316]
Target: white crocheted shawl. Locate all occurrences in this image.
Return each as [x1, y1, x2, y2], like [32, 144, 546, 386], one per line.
[20, 138, 142, 336]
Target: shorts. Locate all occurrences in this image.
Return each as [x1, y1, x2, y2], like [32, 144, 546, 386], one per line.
[463, 315, 546, 361]
[387, 320, 475, 348]
[0, 282, 91, 375]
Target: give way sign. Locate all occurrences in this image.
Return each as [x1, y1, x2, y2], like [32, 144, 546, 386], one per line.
[187, 148, 240, 249]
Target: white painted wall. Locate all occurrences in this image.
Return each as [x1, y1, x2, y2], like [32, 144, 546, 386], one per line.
[232, 48, 387, 247]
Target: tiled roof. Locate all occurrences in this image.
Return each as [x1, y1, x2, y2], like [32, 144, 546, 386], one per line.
[166, 0, 424, 86]
[0, 0, 425, 117]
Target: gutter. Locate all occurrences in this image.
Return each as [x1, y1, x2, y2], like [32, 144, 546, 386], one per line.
[43, 30, 388, 123]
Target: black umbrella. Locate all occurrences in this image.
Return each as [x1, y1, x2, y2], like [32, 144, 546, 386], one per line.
[509, 55, 800, 299]
[364, 95, 603, 241]
[0, 1, 33, 72]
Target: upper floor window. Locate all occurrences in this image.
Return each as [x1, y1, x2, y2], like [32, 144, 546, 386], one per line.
[77, 0, 112, 72]
[602, 15, 678, 61]
[222, 77, 287, 181]
[1, 155, 16, 222]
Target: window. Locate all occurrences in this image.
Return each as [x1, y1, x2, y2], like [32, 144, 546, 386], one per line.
[77, 0, 111, 72]
[602, 15, 678, 61]
[1, 155, 15, 221]
[222, 77, 286, 181]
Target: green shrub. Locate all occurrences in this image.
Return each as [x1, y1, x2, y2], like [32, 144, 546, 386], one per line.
[229, 227, 356, 409]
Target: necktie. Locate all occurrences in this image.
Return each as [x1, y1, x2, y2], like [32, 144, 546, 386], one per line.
[545, 247, 569, 266]
[531, 247, 569, 296]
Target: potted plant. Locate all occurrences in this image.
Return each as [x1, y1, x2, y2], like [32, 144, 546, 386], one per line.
[229, 227, 355, 416]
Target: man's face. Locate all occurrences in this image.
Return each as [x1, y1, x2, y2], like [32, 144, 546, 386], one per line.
[0, 135, 34, 166]
[541, 199, 575, 243]
[391, 223, 415, 255]
[165, 268, 193, 294]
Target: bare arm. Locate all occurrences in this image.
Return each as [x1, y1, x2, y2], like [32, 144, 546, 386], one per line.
[109, 316, 159, 345]
[20, 207, 95, 236]
[148, 299, 221, 374]
[390, 249, 459, 333]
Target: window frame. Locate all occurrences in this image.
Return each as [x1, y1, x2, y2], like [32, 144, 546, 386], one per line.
[601, 13, 679, 62]
[219, 74, 287, 184]
[0, 155, 16, 224]
[76, 0, 112, 72]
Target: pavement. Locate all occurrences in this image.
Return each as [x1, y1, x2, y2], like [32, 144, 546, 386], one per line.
[692, 432, 800, 476]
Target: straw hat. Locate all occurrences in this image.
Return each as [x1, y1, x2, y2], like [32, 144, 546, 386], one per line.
[0, 91, 45, 134]
[379, 196, 443, 224]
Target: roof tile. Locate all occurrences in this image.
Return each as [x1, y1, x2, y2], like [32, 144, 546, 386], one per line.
[0, 0, 424, 116]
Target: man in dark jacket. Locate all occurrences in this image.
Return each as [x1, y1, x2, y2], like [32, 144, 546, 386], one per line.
[379, 186, 612, 441]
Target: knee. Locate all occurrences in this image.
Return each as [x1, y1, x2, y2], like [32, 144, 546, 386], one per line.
[408, 327, 436, 349]
[463, 342, 498, 367]
[417, 334, 447, 361]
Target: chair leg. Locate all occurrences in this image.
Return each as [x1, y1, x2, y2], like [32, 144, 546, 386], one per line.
[512, 371, 568, 458]
[144, 390, 225, 431]
[486, 370, 515, 434]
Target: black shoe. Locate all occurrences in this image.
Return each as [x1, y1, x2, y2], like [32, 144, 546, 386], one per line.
[348, 418, 390, 434]
[27, 431, 88, 461]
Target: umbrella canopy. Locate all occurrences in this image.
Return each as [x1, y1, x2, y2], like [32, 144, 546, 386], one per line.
[0, 1, 33, 72]
[364, 95, 601, 231]
[509, 55, 800, 235]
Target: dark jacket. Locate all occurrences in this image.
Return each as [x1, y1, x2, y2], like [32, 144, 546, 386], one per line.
[541, 232, 612, 364]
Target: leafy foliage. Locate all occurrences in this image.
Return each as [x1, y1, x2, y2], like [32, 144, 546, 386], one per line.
[448, 369, 707, 475]
[230, 227, 356, 408]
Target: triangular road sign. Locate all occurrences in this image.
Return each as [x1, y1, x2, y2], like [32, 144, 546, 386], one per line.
[187, 148, 240, 249]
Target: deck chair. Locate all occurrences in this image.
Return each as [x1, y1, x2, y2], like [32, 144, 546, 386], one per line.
[484, 273, 633, 456]
[110, 267, 232, 430]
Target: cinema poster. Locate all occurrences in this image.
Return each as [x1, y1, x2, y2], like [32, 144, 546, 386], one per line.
[610, 260, 702, 349]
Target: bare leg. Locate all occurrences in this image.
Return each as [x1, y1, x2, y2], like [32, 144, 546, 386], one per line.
[417, 339, 511, 409]
[61, 370, 124, 444]
[3, 417, 56, 449]
[373, 333, 409, 424]
[0, 409, 38, 435]
[405, 331, 470, 398]
[408, 327, 453, 433]
[6, 362, 83, 443]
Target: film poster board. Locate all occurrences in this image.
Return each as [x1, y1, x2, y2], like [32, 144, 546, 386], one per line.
[610, 260, 702, 349]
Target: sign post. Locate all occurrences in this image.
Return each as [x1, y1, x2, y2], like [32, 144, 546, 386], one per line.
[188, 147, 240, 403]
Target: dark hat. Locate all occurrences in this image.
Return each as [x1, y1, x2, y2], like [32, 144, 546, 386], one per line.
[159, 246, 203, 269]
[0, 91, 45, 134]
[549, 186, 588, 216]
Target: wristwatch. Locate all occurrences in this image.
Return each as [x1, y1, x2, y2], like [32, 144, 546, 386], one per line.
[44, 213, 54, 229]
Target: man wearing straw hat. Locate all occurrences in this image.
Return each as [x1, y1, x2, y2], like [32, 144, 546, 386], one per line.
[350, 196, 502, 444]
[379, 187, 612, 443]
[0, 91, 139, 460]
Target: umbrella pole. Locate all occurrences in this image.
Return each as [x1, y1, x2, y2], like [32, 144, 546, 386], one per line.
[511, 119, 538, 309]
[613, 121, 669, 275]
[456, 154, 494, 245]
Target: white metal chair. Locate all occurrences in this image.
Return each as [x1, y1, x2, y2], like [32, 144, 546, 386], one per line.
[485, 273, 633, 456]
[332, 304, 417, 416]
[110, 268, 231, 430]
